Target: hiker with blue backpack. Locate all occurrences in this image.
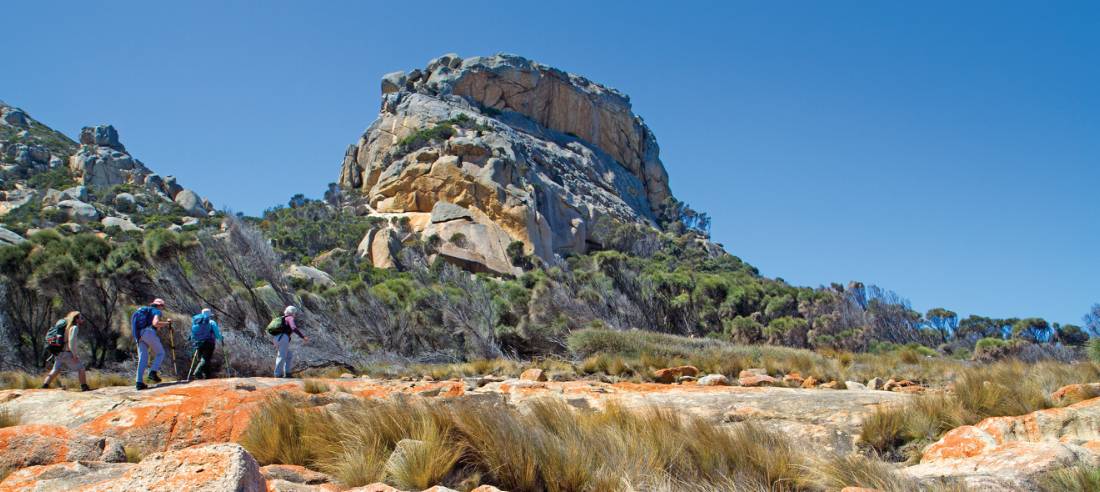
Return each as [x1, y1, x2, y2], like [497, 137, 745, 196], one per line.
[131, 298, 172, 390]
[268, 305, 308, 378]
[185, 308, 223, 381]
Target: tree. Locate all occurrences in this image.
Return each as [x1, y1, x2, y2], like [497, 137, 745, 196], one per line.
[1012, 317, 1052, 343]
[957, 315, 1009, 344]
[1084, 303, 1100, 337]
[924, 307, 959, 343]
[1055, 324, 1089, 346]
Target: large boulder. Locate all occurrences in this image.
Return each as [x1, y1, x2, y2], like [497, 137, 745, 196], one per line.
[1, 106, 28, 127]
[0, 226, 26, 246]
[338, 53, 676, 268]
[79, 125, 124, 150]
[174, 189, 207, 217]
[102, 216, 143, 232]
[285, 265, 337, 289]
[53, 199, 100, 223]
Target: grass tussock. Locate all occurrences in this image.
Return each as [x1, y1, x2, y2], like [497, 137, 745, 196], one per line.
[241, 393, 860, 491]
[861, 360, 1100, 460]
[302, 379, 331, 394]
[1038, 465, 1100, 492]
[811, 453, 925, 492]
[0, 408, 19, 428]
[124, 446, 145, 463]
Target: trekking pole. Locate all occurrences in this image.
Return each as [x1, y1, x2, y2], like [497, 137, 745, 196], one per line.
[185, 347, 200, 382]
[167, 320, 179, 379]
[221, 339, 233, 378]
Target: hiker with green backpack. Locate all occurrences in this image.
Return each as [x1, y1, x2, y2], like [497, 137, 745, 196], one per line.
[41, 311, 90, 392]
[185, 308, 223, 381]
[268, 305, 308, 378]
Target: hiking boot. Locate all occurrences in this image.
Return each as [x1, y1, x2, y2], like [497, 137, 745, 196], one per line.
[135, 381, 149, 391]
[147, 371, 162, 383]
[80, 384, 90, 392]
[40, 383, 49, 389]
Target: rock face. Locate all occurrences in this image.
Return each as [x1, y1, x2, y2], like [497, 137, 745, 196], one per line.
[339, 53, 675, 274]
[0, 424, 126, 469]
[0, 443, 265, 492]
[905, 396, 1100, 489]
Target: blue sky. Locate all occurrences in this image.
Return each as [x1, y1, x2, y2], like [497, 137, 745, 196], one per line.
[5, 1, 1098, 325]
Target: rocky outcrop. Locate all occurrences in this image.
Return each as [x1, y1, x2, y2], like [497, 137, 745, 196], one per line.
[0, 424, 126, 469]
[905, 396, 1100, 489]
[65, 124, 214, 215]
[0, 443, 265, 491]
[338, 53, 675, 273]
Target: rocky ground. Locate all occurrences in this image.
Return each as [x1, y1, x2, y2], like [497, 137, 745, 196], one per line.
[1, 371, 1096, 491]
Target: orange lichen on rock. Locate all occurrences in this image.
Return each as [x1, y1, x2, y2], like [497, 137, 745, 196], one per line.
[0, 424, 124, 469]
[79, 380, 300, 452]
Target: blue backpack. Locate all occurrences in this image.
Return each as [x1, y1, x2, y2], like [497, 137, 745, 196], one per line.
[191, 313, 214, 342]
[130, 306, 156, 339]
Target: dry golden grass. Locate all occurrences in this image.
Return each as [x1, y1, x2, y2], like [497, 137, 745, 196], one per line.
[1038, 465, 1100, 492]
[0, 408, 18, 428]
[123, 446, 145, 463]
[0, 371, 39, 390]
[811, 453, 922, 491]
[240, 393, 831, 491]
[302, 379, 330, 394]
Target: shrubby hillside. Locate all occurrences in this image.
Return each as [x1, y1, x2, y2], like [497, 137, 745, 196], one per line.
[0, 55, 1097, 376]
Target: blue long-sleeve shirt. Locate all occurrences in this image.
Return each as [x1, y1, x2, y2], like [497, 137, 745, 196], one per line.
[209, 320, 223, 341]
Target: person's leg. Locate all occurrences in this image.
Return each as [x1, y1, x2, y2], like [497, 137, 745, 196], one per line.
[274, 335, 289, 377]
[203, 341, 216, 378]
[147, 332, 165, 372]
[193, 341, 211, 379]
[136, 338, 150, 384]
[42, 355, 63, 388]
[285, 344, 294, 378]
[72, 354, 87, 387]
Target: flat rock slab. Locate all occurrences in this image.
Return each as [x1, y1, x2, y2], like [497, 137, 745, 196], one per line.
[480, 380, 911, 454]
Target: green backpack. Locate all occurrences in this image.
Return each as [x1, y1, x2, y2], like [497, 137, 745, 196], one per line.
[266, 315, 289, 336]
[44, 319, 67, 355]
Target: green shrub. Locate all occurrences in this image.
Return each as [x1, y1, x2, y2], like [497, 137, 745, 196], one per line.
[1088, 338, 1100, 365]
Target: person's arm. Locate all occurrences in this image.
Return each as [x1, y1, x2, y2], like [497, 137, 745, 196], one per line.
[152, 313, 171, 329]
[286, 316, 307, 340]
[211, 321, 223, 341]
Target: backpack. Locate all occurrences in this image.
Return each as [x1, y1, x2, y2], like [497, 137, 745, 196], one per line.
[191, 313, 214, 342]
[130, 306, 156, 339]
[266, 315, 289, 336]
[44, 319, 67, 355]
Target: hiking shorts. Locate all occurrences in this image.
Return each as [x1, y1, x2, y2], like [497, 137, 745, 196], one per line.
[49, 351, 83, 374]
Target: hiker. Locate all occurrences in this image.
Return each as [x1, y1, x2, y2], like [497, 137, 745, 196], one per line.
[186, 308, 223, 381]
[132, 298, 171, 390]
[41, 311, 90, 392]
[268, 305, 308, 378]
